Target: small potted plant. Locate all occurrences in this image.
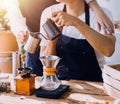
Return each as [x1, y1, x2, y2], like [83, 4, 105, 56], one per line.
[0, 8, 18, 73]
[0, 8, 18, 57]
[0, 8, 9, 30]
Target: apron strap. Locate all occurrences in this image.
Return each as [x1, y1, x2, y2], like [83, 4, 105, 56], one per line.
[85, 2, 90, 26]
[63, 2, 90, 25]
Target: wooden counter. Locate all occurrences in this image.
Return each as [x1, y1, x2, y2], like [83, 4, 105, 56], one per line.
[0, 77, 115, 104]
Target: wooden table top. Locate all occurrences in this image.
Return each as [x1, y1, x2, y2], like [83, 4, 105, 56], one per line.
[0, 77, 115, 104]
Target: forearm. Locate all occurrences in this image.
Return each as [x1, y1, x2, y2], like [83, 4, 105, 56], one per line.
[88, 0, 106, 18]
[73, 19, 115, 57]
[40, 41, 57, 56]
[87, 0, 114, 34]
[88, 0, 101, 13]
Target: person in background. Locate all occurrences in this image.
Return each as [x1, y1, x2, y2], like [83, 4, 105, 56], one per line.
[40, 0, 116, 81]
[4, 0, 57, 76]
[3, 0, 114, 76]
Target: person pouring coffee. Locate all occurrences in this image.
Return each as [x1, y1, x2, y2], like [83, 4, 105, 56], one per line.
[40, 0, 116, 82]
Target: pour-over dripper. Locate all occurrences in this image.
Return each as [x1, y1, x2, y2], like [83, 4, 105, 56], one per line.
[40, 55, 61, 68]
[39, 55, 61, 91]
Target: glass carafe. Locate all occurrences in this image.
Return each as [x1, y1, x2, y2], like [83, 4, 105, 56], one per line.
[40, 55, 61, 90]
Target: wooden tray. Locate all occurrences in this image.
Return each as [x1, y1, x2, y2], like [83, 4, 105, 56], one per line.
[103, 64, 120, 99]
[103, 64, 120, 80]
[104, 83, 120, 99]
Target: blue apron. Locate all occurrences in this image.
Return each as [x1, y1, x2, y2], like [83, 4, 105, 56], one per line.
[56, 3, 103, 82]
[26, 46, 43, 76]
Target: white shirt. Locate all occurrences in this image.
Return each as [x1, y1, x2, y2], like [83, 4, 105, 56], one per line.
[40, 3, 113, 69]
[3, 0, 28, 37]
[97, 0, 120, 20]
